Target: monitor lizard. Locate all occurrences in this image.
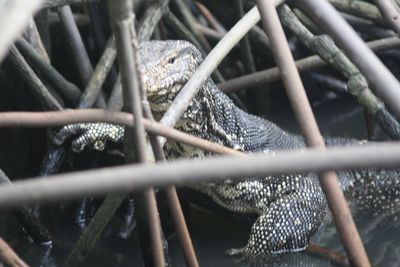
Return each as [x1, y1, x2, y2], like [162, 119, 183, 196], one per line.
[52, 40, 400, 257]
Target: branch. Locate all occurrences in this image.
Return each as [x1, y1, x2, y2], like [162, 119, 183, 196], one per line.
[0, 142, 398, 207]
[0, 110, 241, 156]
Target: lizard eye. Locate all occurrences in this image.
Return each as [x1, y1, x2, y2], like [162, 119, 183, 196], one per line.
[168, 57, 175, 64]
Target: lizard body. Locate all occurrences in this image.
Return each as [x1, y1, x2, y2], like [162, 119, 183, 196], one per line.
[53, 40, 400, 257]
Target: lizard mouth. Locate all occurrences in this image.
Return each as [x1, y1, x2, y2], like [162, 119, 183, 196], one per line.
[147, 83, 183, 120]
[144, 70, 192, 97]
[147, 83, 185, 116]
[146, 82, 184, 98]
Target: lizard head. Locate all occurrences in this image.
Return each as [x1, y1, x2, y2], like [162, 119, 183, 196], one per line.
[139, 40, 203, 116]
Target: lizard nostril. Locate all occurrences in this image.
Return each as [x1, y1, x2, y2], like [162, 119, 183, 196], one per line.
[168, 57, 175, 64]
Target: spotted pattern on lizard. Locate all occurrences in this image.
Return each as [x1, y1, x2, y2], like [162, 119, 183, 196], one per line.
[52, 40, 400, 257]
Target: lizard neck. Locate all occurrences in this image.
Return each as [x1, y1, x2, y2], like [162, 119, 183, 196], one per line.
[169, 78, 305, 155]
[202, 79, 305, 152]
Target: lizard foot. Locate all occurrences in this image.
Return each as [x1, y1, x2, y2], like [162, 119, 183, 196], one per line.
[51, 123, 124, 152]
[229, 190, 326, 258]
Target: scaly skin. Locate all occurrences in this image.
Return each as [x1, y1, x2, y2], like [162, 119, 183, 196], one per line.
[53, 40, 400, 257]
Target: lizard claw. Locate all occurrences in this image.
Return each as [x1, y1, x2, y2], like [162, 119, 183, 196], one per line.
[51, 123, 124, 153]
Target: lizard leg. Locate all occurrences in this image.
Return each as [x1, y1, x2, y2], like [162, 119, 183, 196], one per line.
[193, 179, 274, 214]
[227, 191, 327, 257]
